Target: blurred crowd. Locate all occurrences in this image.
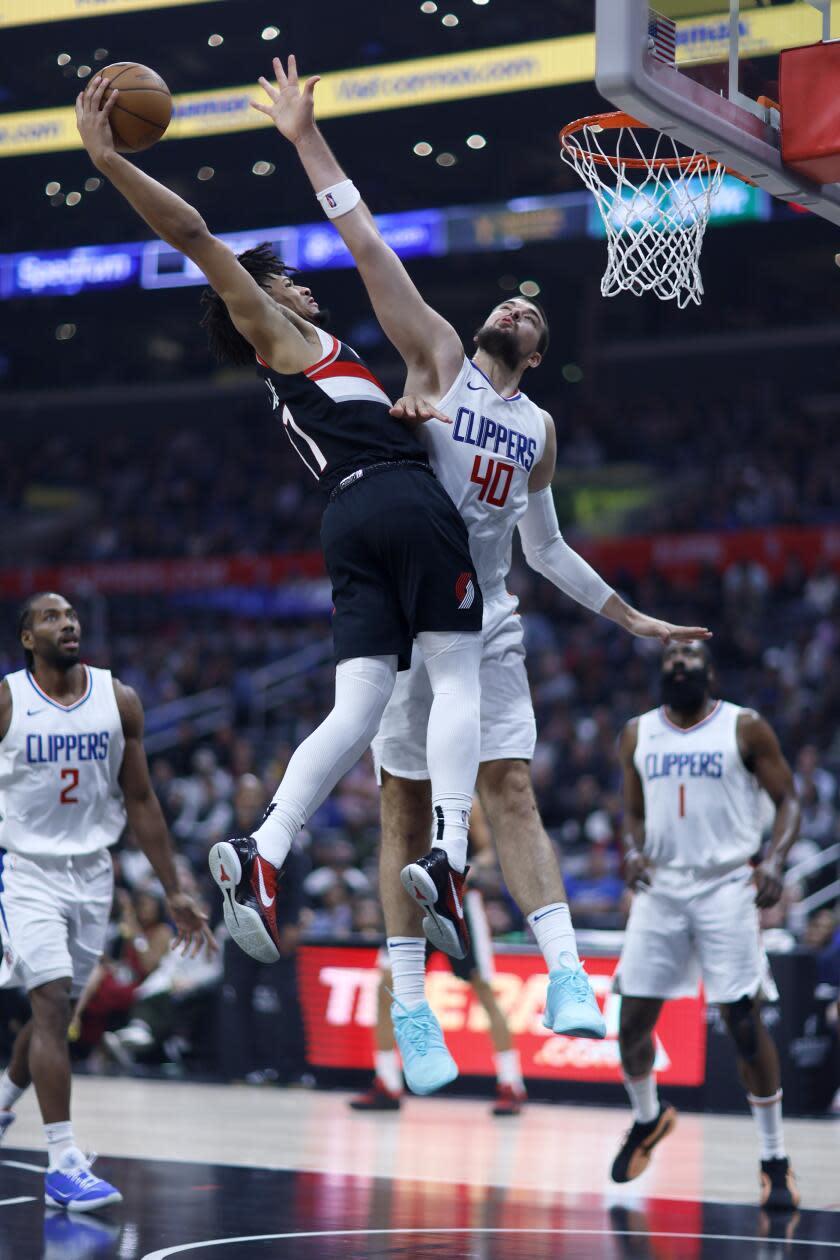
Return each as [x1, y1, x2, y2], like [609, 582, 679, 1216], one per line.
[3, 382, 839, 565]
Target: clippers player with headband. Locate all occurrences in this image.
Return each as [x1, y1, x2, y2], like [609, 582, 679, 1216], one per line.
[613, 641, 801, 1212]
[77, 74, 485, 1089]
[254, 56, 712, 1094]
[0, 592, 211, 1212]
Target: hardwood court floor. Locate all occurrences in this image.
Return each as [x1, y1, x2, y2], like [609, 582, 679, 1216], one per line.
[0, 1078, 838, 1257]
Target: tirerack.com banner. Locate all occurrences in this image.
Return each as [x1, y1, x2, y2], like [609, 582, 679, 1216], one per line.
[297, 945, 707, 1086]
[0, 36, 584, 158]
[0, 0, 222, 27]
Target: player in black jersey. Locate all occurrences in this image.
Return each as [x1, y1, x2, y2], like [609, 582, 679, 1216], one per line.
[77, 77, 485, 1090]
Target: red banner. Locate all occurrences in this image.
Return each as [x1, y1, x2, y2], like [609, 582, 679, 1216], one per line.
[2, 523, 838, 596]
[297, 945, 707, 1086]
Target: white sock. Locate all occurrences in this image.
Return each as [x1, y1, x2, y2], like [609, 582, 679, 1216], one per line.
[417, 630, 481, 873]
[375, 1049, 403, 1094]
[494, 1049, 523, 1089]
[0, 1070, 25, 1111]
[432, 799, 470, 872]
[44, 1121, 79, 1170]
[623, 1073, 660, 1124]
[253, 655, 397, 867]
[387, 937, 426, 1011]
[528, 902, 579, 970]
[748, 1089, 786, 1160]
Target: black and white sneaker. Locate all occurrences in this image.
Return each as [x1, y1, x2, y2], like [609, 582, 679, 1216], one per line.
[760, 1157, 801, 1212]
[610, 1104, 677, 1183]
[209, 837, 281, 964]
[400, 847, 470, 960]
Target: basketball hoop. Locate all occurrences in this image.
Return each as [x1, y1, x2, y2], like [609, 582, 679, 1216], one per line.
[560, 112, 725, 308]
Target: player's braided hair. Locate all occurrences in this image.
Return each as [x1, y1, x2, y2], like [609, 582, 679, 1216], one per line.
[199, 243, 295, 367]
[17, 591, 51, 671]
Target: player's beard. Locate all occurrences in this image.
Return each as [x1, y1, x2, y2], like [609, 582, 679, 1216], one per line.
[660, 666, 709, 714]
[474, 324, 522, 372]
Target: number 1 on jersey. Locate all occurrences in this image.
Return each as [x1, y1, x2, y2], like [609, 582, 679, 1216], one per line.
[678, 784, 686, 819]
[60, 767, 79, 804]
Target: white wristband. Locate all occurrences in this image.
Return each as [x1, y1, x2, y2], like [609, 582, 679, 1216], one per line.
[316, 179, 361, 220]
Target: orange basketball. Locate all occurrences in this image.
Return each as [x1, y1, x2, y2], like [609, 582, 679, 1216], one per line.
[99, 62, 172, 153]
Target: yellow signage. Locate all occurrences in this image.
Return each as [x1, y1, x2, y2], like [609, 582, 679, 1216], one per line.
[0, 0, 222, 27]
[0, 3, 833, 159]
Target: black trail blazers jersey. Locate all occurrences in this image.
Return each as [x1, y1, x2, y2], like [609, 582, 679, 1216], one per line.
[257, 328, 426, 495]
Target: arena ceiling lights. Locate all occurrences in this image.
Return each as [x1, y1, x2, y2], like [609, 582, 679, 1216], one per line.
[0, 0, 222, 28]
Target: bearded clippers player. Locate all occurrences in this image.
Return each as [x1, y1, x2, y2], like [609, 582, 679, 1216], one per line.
[252, 56, 711, 1093]
[77, 77, 485, 1007]
[0, 592, 211, 1213]
[613, 641, 801, 1212]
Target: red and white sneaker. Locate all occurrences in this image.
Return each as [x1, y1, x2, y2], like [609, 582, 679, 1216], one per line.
[349, 1077, 402, 1111]
[209, 837, 282, 964]
[400, 847, 470, 959]
[492, 1083, 527, 1116]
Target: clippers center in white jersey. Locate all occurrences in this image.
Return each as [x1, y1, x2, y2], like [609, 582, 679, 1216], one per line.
[417, 357, 547, 598]
[634, 699, 763, 872]
[0, 665, 126, 858]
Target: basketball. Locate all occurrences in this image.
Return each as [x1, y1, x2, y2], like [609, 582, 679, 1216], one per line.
[98, 62, 172, 152]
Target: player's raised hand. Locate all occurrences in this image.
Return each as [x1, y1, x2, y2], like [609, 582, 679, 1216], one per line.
[75, 74, 118, 163]
[390, 394, 451, 427]
[166, 890, 217, 956]
[625, 611, 712, 644]
[251, 55, 321, 144]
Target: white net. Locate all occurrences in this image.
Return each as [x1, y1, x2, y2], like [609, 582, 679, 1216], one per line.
[561, 120, 725, 308]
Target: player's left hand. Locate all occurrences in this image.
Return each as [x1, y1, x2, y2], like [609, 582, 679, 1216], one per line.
[251, 56, 321, 145]
[752, 858, 784, 909]
[75, 75, 118, 164]
[627, 611, 713, 644]
[166, 891, 217, 956]
[390, 394, 451, 426]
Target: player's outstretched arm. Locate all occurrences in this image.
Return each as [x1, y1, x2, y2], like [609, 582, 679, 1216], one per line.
[738, 712, 801, 909]
[618, 721, 651, 891]
[76, 75, 319, 373]
[519, 416, 713, 641]
[113, 679, 216, 955]
[252, 56, 463, 393]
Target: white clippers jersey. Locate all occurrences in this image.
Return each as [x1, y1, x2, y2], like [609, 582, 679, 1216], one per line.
[634, 700, 763, 872]
[0, 667, 126, 858]
[417, 357, 547, 599]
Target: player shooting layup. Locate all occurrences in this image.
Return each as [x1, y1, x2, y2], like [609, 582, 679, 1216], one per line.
[614, 640, 801, 1213]
[0, 592, 211, 1213]
[76, 77, 486, 1011]
[253, 57, 712, 1095]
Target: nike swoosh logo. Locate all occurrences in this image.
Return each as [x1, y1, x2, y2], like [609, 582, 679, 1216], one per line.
[448, 874, 464, 920]
[26, 708, 45, 716]
[256, 861, 275, 911]
[467, 382, 486, 391]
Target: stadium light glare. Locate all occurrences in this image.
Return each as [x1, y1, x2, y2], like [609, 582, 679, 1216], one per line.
[45, 181, 61, 196]
[197, 166, 215, 181]
[466, 134, 486, 150]
[413, 142, 433, 157]
[562, 363, 583, 383]
[519, 280, 541, 297]
[436, 152, 457, 167]
[261, 26, 280, 40]
[420, 2, 438, 12]
[65, 191, 81, 206]
[441, 13, 459, 26]
[77, 65, 91, 78]
[55, 323, 76, 340]
[207, 33, 223, 47]
[84, 177, 101, 192]
[94, 49, 109, 61]
[57, 53, 71, 66]
[252, 161, 275, 176]
[50, 193, 65, 206]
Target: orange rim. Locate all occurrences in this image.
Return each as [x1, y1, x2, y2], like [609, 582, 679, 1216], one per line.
[560, 111, 719, 174]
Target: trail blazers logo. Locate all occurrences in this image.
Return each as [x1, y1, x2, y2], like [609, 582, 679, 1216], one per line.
[455, 571, 476, 610]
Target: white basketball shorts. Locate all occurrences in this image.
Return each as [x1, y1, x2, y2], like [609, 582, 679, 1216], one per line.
[372, 592, 537, 780]
[0, 847, 114, 995]
[615, 862, 778, 1006]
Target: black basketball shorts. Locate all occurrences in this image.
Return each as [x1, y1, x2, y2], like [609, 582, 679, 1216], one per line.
[320, 463, 483, 669]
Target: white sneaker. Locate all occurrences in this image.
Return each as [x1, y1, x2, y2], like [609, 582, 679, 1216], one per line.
[0, 1110, 15, 1144]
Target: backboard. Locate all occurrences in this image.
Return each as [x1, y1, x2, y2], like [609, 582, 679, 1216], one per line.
[595, 0, 840, 224]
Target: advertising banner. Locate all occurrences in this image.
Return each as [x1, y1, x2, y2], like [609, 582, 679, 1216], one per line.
[0, 0, 221, 27]
[297, 946, 707, 1086]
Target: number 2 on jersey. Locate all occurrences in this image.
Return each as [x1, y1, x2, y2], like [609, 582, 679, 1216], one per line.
[60, 767, 79, 804]
[470, 455, 514, 507]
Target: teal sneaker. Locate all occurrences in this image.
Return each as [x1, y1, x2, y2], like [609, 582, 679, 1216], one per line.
[543, 954, 607, 1039]
[391, 999, 458, 1096]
